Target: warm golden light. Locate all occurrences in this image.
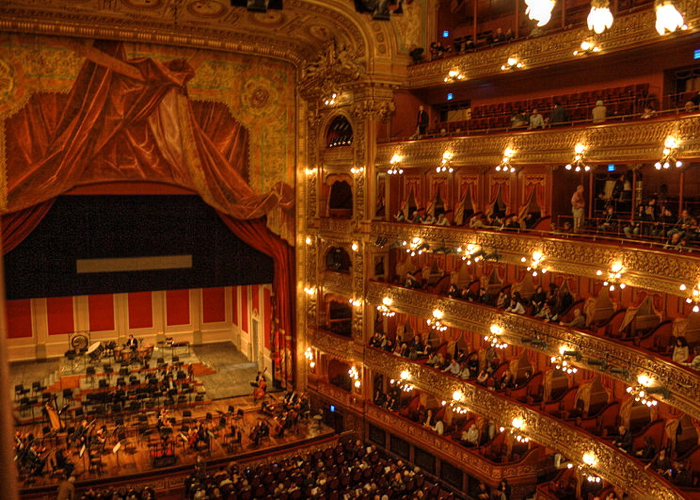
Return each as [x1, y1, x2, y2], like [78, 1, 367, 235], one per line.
[490, 324, 503, 335]
[453, 390, 463, 401]
[582, 452, 597, 467]
[512, 417, 524, 429]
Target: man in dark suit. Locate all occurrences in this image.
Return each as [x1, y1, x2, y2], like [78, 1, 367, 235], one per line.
[415, 105, 429, 137]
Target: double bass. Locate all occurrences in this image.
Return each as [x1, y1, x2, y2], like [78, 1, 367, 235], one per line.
[253, 367, 268, 402]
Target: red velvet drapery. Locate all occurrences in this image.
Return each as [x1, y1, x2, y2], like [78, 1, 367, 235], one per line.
[217, 215, 295, 385]
[1, 200, 55, 254]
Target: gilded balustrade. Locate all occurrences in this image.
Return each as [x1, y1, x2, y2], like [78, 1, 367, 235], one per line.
[363, 347, 686, 500]
[370, 221, 700, 298]
[364, 281, 700, 421]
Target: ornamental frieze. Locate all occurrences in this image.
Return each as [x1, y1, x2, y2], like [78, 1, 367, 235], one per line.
[369, 222, 700, 297]
[319, 218, 354, 237]
[366, 281, 700, 421]
[309, 327, 357, 363]
[321, 271, 353, 296]
[312, 380, 357, 409]
[375, 115, 700, 168]
[364, 348, 685, 500]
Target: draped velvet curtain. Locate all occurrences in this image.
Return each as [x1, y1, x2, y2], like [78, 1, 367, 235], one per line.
[2, 40, 296, 382]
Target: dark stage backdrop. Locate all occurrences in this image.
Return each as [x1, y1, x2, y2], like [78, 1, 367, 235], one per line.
[4, 195, 274, 300]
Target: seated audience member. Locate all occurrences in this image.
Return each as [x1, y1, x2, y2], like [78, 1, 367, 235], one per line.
[530, 285, 546, 315]
[404, 272, 421, 289]
[435, 212, 451, 226]
[510, 110, 528, 129]
[506, 293, 526, 314]
[534, 303, 558, 322]
[479, 287, 494, 306]
[597, 205, 616, 232]
[432, 418, 445, 435]
[393, 210, 405, 222]
[548, 102, 569, 125]
[496, 291, 511, 309]
[461, 424, 480, 447]
[528, 108, 545, 129]
[640, 105, 657, 119]
[672, 336, 690, 364]
[560, 308, 585, 328]
[635, 435, 656, 460]
[663, 232, 687, 251]
[612, 425, 633, 453]
[446, 283, 460, 298]
[682, 345, 700, 370]
[476, 482, 490, 500]
[645, 448, 673, 478]
[592, 100, 607, 123]
[421, 212, 436, 225]
[442, 358, 461, 376]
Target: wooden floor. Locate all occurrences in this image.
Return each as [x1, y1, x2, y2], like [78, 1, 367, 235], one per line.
[18, 392, 334, 496]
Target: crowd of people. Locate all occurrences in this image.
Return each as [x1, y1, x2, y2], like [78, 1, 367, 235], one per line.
[185, 440, 451, 500]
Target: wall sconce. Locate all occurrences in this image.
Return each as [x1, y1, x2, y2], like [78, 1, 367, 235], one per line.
[442, 390, 469, 414]
[565, 143, 589, 172]
[655, 0, 686, 35]
[521, 251, 547, 277]
[390, 370, 415, 392]
[501, 55, 524, 71]
[654, 136, 683, 170]
[587, 0, 614, 34]
[350, 166, 365, 175]
[436, 151, 454, 173]
[485, 324, 508, 349]
[499, 417, 530, 442]
[444, 68, 466, 83]
[679, 282, 700, 312]
[525, 0, 555, 27]
[349, 297, 363, 307]
[351, 241, 359, 252]
[596, 262, 626, 291]
[349, 365, 360, 389]
[457, 243, 483, 265]
[495, 147, 516, 173]
[305, 236, 313, 245]
[573, 38, 602, 55]
[377, 297, 396, 318]
[403, 237, 430, 256]
[305, 167, 317, 176]
[567, 453, 601, 483]
[551, 346, 580, 374]
[388, 154, 403, 175]
[304, 347, 316, 369]
[323, 92, 338, 106]
[303, 285, 317, 296]
[427, 309, 447, 332]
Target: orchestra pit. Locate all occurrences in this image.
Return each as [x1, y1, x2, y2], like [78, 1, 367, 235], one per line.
[2, 0, 700, 499]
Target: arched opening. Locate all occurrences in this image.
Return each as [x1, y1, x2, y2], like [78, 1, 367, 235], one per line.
[324, 246, 352, 272]
[326, 115, 353, 148]
[326, 299, 353, 337]
[329, 180, 354, 218]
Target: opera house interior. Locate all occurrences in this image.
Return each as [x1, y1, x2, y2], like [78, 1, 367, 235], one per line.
[2, 0, 700, 498]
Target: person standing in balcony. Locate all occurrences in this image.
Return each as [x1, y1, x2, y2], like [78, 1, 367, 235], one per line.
[415, 105, 429, 138]
[528, 108, 545, 129]
[571, 184, 586, 233]
[592, 100, 607, 123]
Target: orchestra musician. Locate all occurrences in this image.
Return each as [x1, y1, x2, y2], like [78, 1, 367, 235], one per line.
[126, 334, 138, 351]
[253, 369, 267, 402]
[249, 418, 269, 446]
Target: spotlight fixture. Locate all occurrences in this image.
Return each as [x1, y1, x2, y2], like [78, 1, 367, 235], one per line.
[499, 417, 530, 442]
[501, 55, 524, 71]
[565, 143, 590, 172]
[521, 251, 547, 277]
[436, 151, 454, 173]
[587, 0, 614, 34]
[654, 136, 683, 170]
[679, 282, 700, 313]
[573, 38, 602, 56]
[596, 262, 626, 291]
[485, 324, 508, 349]
[442, 390, 469, 414]
[525, 0, 555, 27]
[444, 68, 466, 83]
[427, 309, 448, 332]
[609, 366, 631, 380]
[587, 358, 609, 370]
[374, 236, 388, 247]
[521, 337, 548, 349]
[551, 346, 580, 374]
[388, 154, 404, 175]
[403, 237, 430, 256]
[377, 297, 396, 318]
[495, 147, 516, 173]
[655, 0, 686, 35]
[457, 243, 483, 265]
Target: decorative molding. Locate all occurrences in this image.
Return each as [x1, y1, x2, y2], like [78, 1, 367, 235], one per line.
[364, 347, 686, 500]
[365, 281, 700, 421]
[309, 327, 357, 363]
[322, 271, 353, 297]
[369, 222, 700, 297]
[376, 115, 700, 168]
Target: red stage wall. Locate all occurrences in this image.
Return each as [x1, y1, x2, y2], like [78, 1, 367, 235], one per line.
[47, 296, 75, 335]
[128, 292, 153, 329]
[89, 294, 115, 332]
[7, 299, 32, 339]
[166, 289, 190, 326]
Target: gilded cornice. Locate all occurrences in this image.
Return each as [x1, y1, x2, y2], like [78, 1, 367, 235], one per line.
[369, 222, 700, 297]
[309, 327, 358, 363]
[406, 8, 700, 88]
[310, 380, 359, 410]
[321, 271, 353, 297]
[364, 348, 686, 500]
[365, 404, 540, 483]
[365, 281, 700, 422]
[376, 115, 700, 168]
[321, 146, 354, 167]
[319, 218, 356, 238]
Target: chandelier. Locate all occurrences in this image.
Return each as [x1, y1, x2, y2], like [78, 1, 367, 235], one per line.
[551, 346, 580, 374]
[442, 390, 469, 414]
[377, 296, 396, 317]
[388, 154, 403, 175]
[495, 147, 516, 173]
[654, 136, 682, 170]
[436, 151, 454, 173]
[568, 452, 600, 484]
[573, 38, 602, 56]
[391, 370, 415, 393]
[679, 282, 700, 313]
[457, 243, 483, 265]
[587, 0, 614, 34]
[444, 68, 466, 83]
[655, 0, 686, 35]
[484, 324, 508, 349]
[427, 309, 448, 332]
[403, 237, 430, 256]
[521, 251, 547, 277]
[525, 0, 556, 27]
[596, 262, 626, 291]
[565, 143, 589, 172]
[499, 417, 530, 443]
[501, 55, 524, 71]
[625, 375, 668, 407]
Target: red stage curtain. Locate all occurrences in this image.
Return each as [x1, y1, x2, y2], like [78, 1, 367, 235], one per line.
[218, 214, 295, 383]
[4, 40, 293, 223]
[1, 199, 55, 254]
